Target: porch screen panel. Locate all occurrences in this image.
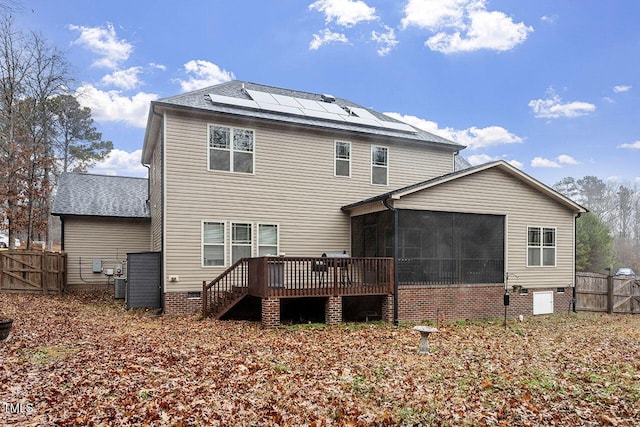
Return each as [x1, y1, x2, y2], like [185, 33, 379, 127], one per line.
[398, 210, 504, 285]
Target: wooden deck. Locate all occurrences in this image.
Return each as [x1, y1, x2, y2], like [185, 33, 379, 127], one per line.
[203, 256, 394, 318]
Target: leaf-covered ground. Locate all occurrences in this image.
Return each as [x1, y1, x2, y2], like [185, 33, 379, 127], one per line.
[1, 293, 639, 426]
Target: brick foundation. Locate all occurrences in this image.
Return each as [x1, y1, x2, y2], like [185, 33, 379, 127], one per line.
[398, 284, 574, 323]
[164, 292, 202, 315]
[325, 296, 342, 325]
[261, 298, 280, 328]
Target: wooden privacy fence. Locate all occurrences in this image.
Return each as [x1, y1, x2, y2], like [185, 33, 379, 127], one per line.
[575, 272, 640, 314]
[0, 250, 67, 294]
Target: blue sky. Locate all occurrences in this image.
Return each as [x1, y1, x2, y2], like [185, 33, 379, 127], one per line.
[12, 0, 640, 186]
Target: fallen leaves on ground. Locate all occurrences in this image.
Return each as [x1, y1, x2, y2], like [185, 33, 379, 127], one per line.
[1, 292, 639, 426]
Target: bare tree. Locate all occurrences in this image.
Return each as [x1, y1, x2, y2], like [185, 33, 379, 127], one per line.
[0, 15, 69, 248]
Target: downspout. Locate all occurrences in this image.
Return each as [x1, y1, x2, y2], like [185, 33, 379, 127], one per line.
[383, 198, 399, 326]
[572, 212, 582, 313]
[143, 105, 165, 311]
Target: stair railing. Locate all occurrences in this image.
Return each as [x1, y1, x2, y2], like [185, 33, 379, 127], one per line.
[202, 258, 250, 318]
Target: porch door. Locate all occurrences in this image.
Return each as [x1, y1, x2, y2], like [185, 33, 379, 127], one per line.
[363, 225, 377, 257]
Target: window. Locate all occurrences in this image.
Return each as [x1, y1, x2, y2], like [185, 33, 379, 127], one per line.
[203, 222, 225, 266]
[335, 141, 351, 177]
[371, 145, 388, 185]
[208, 125, 254, 173]
[232, 223, 252, 263]
[258, 224, 279, 256]
[528, 226, 556, 267]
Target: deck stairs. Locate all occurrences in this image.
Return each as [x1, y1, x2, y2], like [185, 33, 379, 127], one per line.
[208, 285, 249, 319]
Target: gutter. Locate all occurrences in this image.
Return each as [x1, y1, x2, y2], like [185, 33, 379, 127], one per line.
[383, 198, 399, 326]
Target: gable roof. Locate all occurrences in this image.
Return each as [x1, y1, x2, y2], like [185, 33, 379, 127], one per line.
[341, 160, 588, 214]
[52, 173, 150, 219]
[142, 80, 463, 163]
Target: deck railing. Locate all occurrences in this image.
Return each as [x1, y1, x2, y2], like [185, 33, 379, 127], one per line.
[203, 256, 394, 318]
[248, 256, 394, 298]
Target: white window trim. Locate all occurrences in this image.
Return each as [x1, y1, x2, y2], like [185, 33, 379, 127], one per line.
[258, 223, 280, 257]
[231, 222, 253, 264]
[201, 220, 227, 268]
[527, 226, 557, 267]
[371, 145, 389, 186]
[334, 140, 351, 178]
[207, 124, 256, 174]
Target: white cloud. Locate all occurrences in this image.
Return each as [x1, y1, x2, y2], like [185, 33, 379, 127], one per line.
[541, 15, 557, 24]
[401, 0, 467, 30]
[69, 23, 133, 69]
[466, 154, 522, 169]
[74, 84, 157, 128]
[401, 0, 533, 53]
[309, 0, 377, 27]
[177, 60, 235, 93]
[466, 153, 496, 165]
[636, 177, 640, 184]
[371, 25, 398, 56]
[100, 67, 142, 90]
[531, 157, 561, 168]
[528, 89, 596, 119]
[613, 85, 631, 93]
[557, 154, 578, 164]
[384, 113, 522, 149]
[149, 62, 167, 71]
[619, 140, 640, 149]
[309, 29, 349, 50]
[531, 154, 578, 168]
[89, 149, 147, 177]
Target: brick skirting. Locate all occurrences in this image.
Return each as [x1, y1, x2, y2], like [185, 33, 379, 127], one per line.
[164, 285, 574, 324]
[164, 292, 201, 315]
[397, 284, 574, 323]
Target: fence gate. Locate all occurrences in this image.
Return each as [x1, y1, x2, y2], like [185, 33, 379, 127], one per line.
[575, 272, 640, 314]
[0, 251, 66, 294]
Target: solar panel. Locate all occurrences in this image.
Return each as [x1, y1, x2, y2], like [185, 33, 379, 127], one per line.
[322, 102, 349, 115]
[303, 109, 347, 122]
[348, 107, 378, 120]
[295, 98, 326, 111]
[382, 120, 416, 132]
[208, 94, 260, 109]
[208, 89, 417, 134]
[272, 94, 303, 108]
[246, 89, 278, 105]
[344, 115, 384, 127]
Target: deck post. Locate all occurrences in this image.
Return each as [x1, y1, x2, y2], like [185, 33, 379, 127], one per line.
[261, 298, 280, 327]
[325, 296, 342, 325]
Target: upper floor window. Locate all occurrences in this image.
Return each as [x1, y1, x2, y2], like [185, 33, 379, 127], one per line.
[258, 224, 279, 256]
[335, 141, 351, 177]
[203, 221, 225, 266]
[208, 125, 254, 173]
[371, 145, 388, 185]
[527, 226, 556, 267]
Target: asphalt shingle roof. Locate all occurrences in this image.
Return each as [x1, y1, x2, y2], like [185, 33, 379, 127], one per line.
[152, 80, 463, 149]
[52, 173, 150, 218]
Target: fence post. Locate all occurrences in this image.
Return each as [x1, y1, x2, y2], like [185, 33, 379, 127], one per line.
[607, 274, 614, 314]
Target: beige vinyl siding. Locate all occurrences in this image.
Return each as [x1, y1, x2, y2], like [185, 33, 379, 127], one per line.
[63, 217, 151, 286]
[150, 139, 163, 252]
[162, 111, 456, 292]
[395, 168, 576, 289]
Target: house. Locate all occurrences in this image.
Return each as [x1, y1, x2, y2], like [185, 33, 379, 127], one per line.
[51, 173, 151, 292]
[55, 80, 587, 325]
